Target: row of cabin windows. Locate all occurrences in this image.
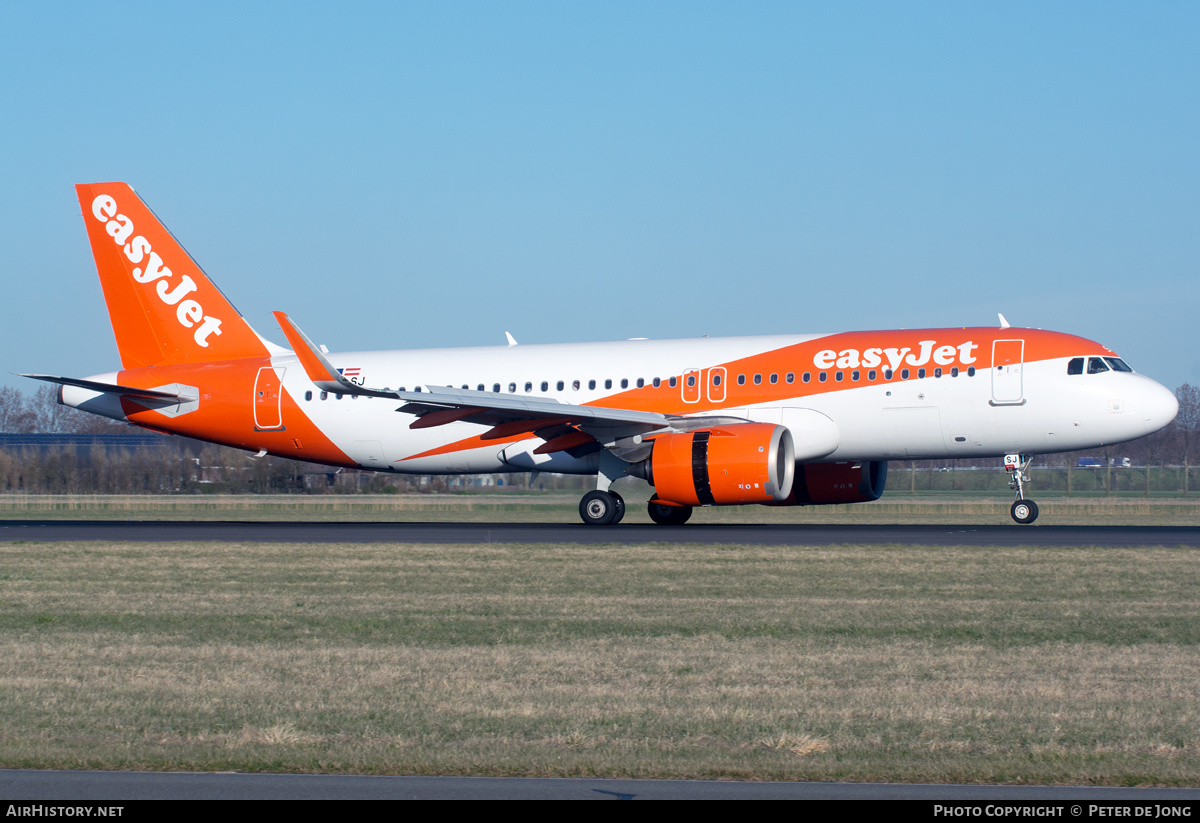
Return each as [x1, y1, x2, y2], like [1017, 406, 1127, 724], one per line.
[300, 365, 979, 402]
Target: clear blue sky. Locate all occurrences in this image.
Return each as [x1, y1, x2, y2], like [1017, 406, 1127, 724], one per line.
[2, 1, 1197, 392]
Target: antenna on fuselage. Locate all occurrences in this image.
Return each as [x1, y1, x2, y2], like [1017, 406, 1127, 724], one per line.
[505, 332, 518, 346]
[998, 313, 1011, 329]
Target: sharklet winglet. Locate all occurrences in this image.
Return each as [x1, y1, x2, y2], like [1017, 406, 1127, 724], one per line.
[272, 311, 398, 399]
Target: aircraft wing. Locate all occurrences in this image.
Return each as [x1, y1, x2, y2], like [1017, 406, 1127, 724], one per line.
[272, 312, 750, 452]
[272, 311, 399, 399]
[394, 387, 751, 455]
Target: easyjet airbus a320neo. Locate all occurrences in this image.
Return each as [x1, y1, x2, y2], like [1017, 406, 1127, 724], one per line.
[23, 183, 1179, 525]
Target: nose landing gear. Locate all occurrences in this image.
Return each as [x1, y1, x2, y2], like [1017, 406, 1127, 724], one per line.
[1005, 453, 1039, 524]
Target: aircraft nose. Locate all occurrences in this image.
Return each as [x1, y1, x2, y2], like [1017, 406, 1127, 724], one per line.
[1141, 379, 1179, 434]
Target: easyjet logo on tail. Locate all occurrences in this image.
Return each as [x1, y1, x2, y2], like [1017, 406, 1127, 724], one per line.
[90, 194, 223, 348]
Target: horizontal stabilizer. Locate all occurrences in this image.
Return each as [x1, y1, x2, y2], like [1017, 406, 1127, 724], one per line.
[18, 373, 193, 402]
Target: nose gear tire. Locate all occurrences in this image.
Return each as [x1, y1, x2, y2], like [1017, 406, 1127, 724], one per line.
[1010, 499, 1039, 525]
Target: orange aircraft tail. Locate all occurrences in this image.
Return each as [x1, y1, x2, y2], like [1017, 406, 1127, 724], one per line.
[75, 182, 270, 369]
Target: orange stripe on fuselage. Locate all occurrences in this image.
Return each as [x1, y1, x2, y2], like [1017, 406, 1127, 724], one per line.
[396, 327, 1113, 461]
[400, 432, 530, 462]
[591, 327, 1112, 415]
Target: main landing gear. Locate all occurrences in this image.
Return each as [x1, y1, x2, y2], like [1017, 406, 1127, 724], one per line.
[1005, 453, 1039, 525]
[647, 501, 693, 525]
[579, 490, 625, 526]
[578, 491, 695, 526]
[579, 451, 632, 526]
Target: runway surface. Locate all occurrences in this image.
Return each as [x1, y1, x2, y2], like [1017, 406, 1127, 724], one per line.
[1, 520, 1198, 545]
[3, 770, 1199, 800]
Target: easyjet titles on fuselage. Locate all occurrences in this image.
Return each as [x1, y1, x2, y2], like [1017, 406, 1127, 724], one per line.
[89, 194, 224, 348]
[812, 340, 979, 371]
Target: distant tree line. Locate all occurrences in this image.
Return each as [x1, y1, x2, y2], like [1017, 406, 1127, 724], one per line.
[0, 382, 1197, 496]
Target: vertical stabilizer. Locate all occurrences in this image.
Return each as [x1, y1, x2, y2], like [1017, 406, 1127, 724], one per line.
[75, 182, 269, 368]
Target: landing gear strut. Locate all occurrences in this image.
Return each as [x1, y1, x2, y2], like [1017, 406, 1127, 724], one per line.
[1005, 453, 1039, 525]
[579, 452, 631, 526]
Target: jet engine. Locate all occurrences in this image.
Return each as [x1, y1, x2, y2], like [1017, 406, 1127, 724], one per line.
[773, 460, 888, 505]
[629, 423, 795, 506]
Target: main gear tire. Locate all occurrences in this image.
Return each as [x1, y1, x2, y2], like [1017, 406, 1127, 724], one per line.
[647, 501, 693, 525]
[580, 490, 620, 526]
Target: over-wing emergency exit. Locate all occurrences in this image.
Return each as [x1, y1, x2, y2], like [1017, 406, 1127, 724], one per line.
[23, 183, 1180, 525]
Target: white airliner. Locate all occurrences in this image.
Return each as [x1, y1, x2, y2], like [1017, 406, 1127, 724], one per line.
[23, 183, 1179, 525]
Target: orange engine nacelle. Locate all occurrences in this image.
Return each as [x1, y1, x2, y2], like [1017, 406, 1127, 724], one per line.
[635, 423, 795, 506]
[774, 460, 888, 506]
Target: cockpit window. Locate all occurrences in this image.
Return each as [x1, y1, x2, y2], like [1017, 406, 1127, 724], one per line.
[1087, 357, 1110, 374]
[1067, 357, 1084, 375]
[1104, 357, 1133, 373]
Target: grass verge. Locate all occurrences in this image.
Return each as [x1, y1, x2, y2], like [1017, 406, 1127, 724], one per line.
[1, 539, 1198, 784]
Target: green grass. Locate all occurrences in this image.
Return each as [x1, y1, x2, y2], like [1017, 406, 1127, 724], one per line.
[1, 539, 1198, 783]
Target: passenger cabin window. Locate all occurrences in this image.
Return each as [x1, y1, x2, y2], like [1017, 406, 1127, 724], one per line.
[588, 379, 596, 390]
[541, 381, 548, 391]
[669, 377, 677, 388]
[492, 383, 500, 393]
[620, 378, 629, 389]
[557, 381, 565, 391]
[637, 378, 645, 388]
[737, 374, 746, 385]
[1067, 357, 1084, 375]
[605, 379, 612, 389]
[1088, 357, 1110, 374]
